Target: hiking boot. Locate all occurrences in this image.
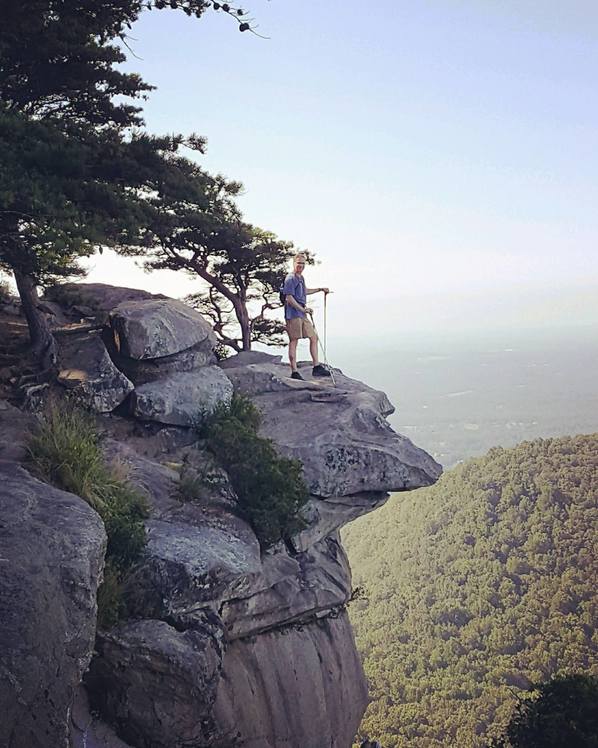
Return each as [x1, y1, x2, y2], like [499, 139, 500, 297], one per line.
[312, 364, 331, 377]
[290, 371, 304, 380]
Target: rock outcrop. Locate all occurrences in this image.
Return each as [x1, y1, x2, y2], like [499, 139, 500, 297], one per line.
[132, 367, 233, 426]
[212, 611, 367, 748]
[0, 464, 106, 748]
[0, 284, 442, 748]
[57, 329, 134, 413]
[108, 299, 216, 361]
[223, 355, 440, 497]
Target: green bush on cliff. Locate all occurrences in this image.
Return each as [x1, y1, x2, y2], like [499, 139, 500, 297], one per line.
[27, 403, 148, 627]
[200, 393, 308, 548]
[489, 674, 598, 747]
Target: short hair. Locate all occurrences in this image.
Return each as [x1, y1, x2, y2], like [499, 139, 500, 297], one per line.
[293, 252, 306, 263]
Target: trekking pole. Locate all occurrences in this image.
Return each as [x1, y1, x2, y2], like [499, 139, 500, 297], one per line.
[309, 311, 336, 388]
[323, 290, 328, 364]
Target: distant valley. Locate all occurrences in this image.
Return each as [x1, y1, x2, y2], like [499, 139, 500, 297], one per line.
[334, 326, 598, 467]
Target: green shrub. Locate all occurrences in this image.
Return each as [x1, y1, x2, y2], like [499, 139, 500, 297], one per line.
[27, 403, 148, 625]
[489, 674, 598, 747]
[96, 559, 124, 630]
[176, 465, 206, 503]
[213, 342, 232, 361]
[200, 393, 308, 548]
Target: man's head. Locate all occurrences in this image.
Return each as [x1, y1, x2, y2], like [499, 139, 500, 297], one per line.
[293, 253, 306, 275]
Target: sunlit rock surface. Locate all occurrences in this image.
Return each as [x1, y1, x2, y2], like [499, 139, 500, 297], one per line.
[132, 367, 233, 426]
[222, 355, 442, 497]
[108, 298, 216, 360]
[0, 286, 442, 748]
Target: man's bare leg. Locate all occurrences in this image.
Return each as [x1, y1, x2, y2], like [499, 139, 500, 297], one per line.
[310, 333, 331, 378]
[289, 338, 299, 372]
[309, 335, 319, 367]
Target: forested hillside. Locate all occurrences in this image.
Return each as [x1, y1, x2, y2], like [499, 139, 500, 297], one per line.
[344, 434, 598, 747]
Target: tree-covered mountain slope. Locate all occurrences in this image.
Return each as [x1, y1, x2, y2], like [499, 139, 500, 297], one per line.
[343, 434, 598, 747]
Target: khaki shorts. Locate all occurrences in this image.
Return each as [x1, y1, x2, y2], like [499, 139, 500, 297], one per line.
[286, 316, 317, 341]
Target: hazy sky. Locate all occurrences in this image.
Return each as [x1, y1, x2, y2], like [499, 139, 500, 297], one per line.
[84, 0, 598, 342]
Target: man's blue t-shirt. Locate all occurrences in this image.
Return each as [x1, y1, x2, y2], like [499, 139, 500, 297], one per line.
[283, 273, 306, 320]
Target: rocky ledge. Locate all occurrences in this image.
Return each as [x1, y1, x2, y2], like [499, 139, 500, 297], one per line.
[0, 284, 441, 748]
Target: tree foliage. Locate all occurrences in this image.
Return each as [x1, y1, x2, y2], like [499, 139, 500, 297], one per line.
[343, 434, 598, 747]
[489, 674, 598, 748]
[1, 0, 300, 358]
[0, 0, 263, 360]
[121, 138, 312, 352]
[141, 211, 308, 351]
[200, 393, 309, 547]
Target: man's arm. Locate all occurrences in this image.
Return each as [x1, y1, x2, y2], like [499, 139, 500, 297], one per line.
[285, 294, 308, 313]
[306, 287, 330, 295]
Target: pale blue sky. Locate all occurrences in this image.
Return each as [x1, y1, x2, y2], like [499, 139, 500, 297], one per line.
[85, 0, 598, 340]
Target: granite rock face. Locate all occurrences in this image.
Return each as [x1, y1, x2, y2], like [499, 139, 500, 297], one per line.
[222, 356, 442, 497]
[44, 283, 164, 324]
[212, 611, 368, 748]
[0, 287, 442, 748]
[220, 533, 352, 640]
[87, 619, 224, 748]
[132, 367, 234, 426]
[0, 464, 105, 748]
[57, 330, 134, 412]
[109, 299, 216, 360]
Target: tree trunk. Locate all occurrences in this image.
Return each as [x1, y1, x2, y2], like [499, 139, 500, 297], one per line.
[188, 260, 252, 351]
[235, 301, 252, 352]
[13, 269, 57, 368]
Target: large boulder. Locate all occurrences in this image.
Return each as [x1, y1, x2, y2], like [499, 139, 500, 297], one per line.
[0, 464, 106, 748]
[56, 330, 134, 413]
[212, 611, 368, 748]
[223, 360, 442, 497]
[86, 618, 224, 748]
[108, 299, 216, 360]
[44, 283, 164, 324]
[124, 517, 261, 622]
[106, 337, 216, 386]
[132, 367, 233, 427]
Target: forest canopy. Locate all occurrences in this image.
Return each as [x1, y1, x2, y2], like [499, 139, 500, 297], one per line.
[343, 434, 598, 748]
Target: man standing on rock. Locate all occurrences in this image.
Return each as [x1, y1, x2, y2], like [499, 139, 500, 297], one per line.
[283, 252, 331, 380]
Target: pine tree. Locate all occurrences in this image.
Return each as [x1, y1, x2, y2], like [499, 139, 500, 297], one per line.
[139, 192, 307, 351]
[0, 0, 236, 365]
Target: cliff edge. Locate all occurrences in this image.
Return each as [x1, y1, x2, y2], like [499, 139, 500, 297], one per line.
[0, 284, 441, 748]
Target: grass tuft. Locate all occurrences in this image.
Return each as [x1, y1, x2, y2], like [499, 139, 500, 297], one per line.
[27, 402, 148, 626]
[176, 466, 206, 503]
